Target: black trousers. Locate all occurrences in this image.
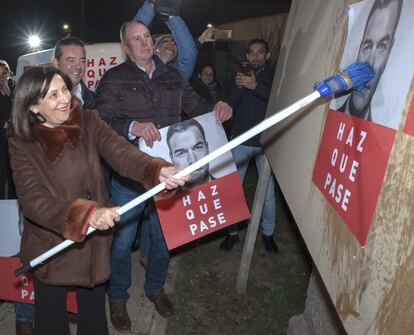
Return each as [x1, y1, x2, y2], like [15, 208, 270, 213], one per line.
[34, 278, 109, 335]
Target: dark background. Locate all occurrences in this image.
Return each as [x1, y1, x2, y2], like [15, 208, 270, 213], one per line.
[0, 0, 290, 71]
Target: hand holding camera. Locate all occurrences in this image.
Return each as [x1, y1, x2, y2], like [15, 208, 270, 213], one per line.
[199, 24, 232, 45]
[198, 26, 216, 44]
[235, 62, 257, 90]
[239, 62, 255, 75]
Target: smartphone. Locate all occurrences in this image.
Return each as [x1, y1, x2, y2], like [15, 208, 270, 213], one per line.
[213, 29, 232, 40]
[239, 62, 253, 75]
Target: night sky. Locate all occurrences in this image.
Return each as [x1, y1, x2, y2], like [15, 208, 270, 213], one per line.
[0, 0, 289, 71]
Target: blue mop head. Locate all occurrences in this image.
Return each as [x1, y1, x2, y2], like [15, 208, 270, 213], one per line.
[314, 62, 375, 97]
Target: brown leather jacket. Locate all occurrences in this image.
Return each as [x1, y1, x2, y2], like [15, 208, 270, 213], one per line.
[9, 102, 170, 287]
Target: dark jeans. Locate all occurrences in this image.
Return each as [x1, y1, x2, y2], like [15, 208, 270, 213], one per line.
[107, 175, 169, 303]
[33, 278, 108, 335]
[227, 145, 276, 236]
[141, 203, 170, 293]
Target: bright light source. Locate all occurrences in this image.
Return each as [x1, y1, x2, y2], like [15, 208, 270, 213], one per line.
[63, 23, 70, 31]
[28, 34, 41, 49]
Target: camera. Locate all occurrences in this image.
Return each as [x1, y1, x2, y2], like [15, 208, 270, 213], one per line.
[239, 62, 254, 75]
[213, 29, 232, 40]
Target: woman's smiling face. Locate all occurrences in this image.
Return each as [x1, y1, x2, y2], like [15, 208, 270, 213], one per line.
[33, 74, 72, 128]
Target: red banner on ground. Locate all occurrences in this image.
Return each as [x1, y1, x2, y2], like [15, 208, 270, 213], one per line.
[403, 93, 414, 136]
[156, 172, 250, 250]
[0, 257, 78, 313]
[312, 110, 395, 246]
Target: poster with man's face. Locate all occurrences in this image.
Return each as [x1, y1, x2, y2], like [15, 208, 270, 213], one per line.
[332, 0, 414, 129]
[139, 112, 250, 249]
[139, 112, 237, 186]
[312, 0, 414, 246]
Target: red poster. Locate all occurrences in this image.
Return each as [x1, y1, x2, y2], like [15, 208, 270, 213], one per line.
[0, 257, 78, 313]
[403, 94, 414, 136]
[156, 172, 250, 250]
[312, 0, 414, 245]
[312, 110, 395, 245]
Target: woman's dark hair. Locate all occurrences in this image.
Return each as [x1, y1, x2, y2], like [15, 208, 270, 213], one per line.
[11, 66, 73, 141]
[198, 64, 215, 76]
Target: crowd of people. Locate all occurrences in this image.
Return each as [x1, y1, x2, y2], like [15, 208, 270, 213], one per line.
[0, 1, 279, 334]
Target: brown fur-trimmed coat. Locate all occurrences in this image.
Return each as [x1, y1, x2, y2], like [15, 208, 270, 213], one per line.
[9, 101, 171, 287]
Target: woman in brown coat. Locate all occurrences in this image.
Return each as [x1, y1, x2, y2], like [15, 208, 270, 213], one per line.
[9, 66, 187, 335]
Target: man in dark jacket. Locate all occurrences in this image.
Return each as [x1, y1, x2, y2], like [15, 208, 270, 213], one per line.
[220, 38, 279, 253]
[95, 20, 231, 331]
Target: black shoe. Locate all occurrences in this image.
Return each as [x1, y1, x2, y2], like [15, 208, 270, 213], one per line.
[263, 234, 279, 253]
[15, 321, 33, 335]
[219, 234, 239, 251]
[146, 292, 174, 318]
[109, 302, 131, 333]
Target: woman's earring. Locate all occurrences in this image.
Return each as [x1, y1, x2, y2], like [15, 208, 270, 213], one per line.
[30, 109, 46, 123]
[35, 113, 46, 123]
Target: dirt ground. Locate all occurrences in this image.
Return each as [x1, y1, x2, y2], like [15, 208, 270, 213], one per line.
[165, 166, 312, 335]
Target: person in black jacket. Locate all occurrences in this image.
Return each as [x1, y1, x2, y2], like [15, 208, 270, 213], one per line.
[191, 64, 222, 104]
[221, 39, 279, 253]
[95, 21, 232, 331]
[0, 59, 16, 199]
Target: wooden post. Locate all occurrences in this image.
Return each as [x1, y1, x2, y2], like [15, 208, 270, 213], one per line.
[236, 157, 272, 293]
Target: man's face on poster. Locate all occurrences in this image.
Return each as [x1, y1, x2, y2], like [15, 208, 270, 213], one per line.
[350, 0, 399, 118]
[169, 125, 210, 187]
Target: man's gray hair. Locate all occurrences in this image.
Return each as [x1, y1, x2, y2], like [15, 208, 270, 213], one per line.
[119, 20, 149, 45]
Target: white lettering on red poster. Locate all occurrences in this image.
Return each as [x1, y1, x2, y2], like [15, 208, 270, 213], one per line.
[322, 121, 366, 212]
[156, 172, 250, 250]
[86, 56, 119, 90]
[312, 110, 395, 245]
[183, 185, 227, 236]
[0, 257, 78, 312]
